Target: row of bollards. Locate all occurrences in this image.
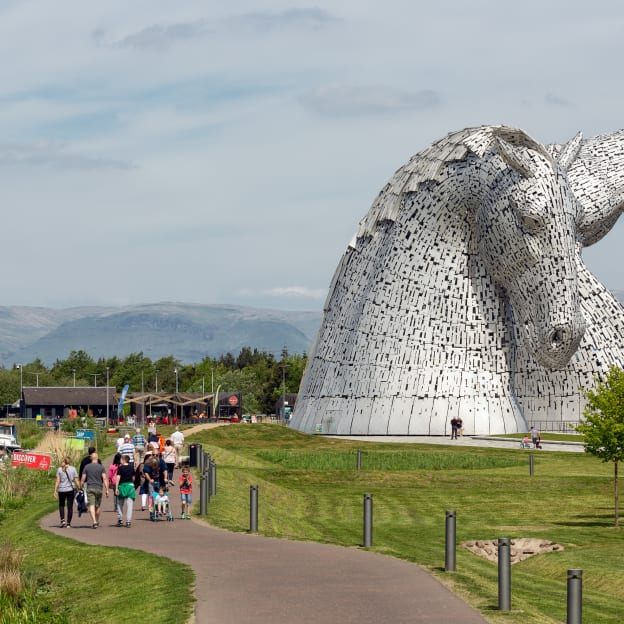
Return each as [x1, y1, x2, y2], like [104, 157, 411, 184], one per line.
[195, 449, 580, 620]
[194, 443, 217, 516]
[444, 510, 582, 621]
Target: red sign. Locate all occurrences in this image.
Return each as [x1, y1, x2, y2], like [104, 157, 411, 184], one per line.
[228, 395, 239, 406]
[12, 452, 51, 471]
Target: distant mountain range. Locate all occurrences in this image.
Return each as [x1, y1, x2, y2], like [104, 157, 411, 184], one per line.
[0, 303, 323, 366]
[3, 290, 623, 367]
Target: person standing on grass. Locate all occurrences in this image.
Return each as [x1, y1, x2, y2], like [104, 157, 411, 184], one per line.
[81, 452, 109, 528]
[54, 456, 80, 528]
[115, 454, 136, 527]
[179, 465, 193, 519]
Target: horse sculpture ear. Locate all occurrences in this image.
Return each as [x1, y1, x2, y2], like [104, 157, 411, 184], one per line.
[557, 132, 583, 173]
[578, 189, 624, 247]
[494, 137, 535, 178]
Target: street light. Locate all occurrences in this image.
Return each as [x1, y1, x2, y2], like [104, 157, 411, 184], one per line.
[72, 369, 76, 387]
[106, 367, 110, 428]
[281, 363, 287, 421]
[155, 370, 159, 393]
[174, 368, 179, 393]
[89, 373, 100, 387]
[16, 364, 23, 417]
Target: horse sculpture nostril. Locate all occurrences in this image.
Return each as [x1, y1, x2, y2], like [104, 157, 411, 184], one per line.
[548, 326, 574, 351]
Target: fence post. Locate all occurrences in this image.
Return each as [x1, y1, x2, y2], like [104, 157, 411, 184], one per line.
[363, 493, 373, 547]
[445, 511, 456, 571]
[567, 569, 582, 624]
[529, 453, 534, 476]
[498, 538, 511, 611]
[250, 485, 258, 532]
[209, 460, 217, 496]
[199, 473, 208, 515]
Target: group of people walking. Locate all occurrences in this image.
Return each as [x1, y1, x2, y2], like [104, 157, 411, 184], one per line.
[54, 426, 192, 529]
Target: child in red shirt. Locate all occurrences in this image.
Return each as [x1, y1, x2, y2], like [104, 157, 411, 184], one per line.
[179, 466, 193, 519]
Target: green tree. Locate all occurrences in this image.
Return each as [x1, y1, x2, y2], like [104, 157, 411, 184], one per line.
[577, 365, 624, 527]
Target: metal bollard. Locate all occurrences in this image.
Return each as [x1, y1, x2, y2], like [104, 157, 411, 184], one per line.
[250, 485, 258, 532]
[210, 460, 217, 496]
[445, 511, 456, 572]
[529, 453, 534, 476]
[198, 445, 204, 472]
[567, 569, 582, 624]
[363, 493, 373, 547]
[199, 473, 208, 515]
[203, 452, 211, 473]
[498, 538, 511, 611]
[356, 449, 362, 471]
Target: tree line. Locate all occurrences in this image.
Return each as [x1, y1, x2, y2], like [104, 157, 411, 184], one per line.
[0, 347, 307, 415]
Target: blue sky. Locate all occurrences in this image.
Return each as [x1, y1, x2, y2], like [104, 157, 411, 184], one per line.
[2, 0, 624, 310]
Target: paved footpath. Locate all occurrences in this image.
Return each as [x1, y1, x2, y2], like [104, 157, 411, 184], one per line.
[41, 471, 487, 623]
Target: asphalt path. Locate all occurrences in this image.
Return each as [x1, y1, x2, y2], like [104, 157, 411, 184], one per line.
[39, 430, 498, 623]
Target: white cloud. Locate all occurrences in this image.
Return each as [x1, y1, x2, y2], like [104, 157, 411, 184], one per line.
[0, 0, 622, 312]
[300, 85, 441, 116]
[0, 142, 135, 170]
[116, 8, 338, 50]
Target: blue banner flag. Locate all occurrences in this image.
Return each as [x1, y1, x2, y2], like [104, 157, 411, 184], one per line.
[118, 384, 130, 415]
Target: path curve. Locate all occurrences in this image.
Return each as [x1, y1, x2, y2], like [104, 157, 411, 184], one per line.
[41, 425, 488, 623]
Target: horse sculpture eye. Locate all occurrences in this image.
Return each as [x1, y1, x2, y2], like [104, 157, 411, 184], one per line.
[519, 213, 543, 234]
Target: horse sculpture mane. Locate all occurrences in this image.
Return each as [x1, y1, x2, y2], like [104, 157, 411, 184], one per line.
[291, 125, 624, 436]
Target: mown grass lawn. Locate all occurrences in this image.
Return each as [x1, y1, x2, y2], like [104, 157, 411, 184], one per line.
[192, 424, 623, 624]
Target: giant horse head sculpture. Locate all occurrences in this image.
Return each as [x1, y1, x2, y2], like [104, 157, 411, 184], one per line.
[292, 126, 624, 436]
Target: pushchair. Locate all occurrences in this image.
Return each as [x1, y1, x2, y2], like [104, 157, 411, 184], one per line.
[150, 489, 174, 522]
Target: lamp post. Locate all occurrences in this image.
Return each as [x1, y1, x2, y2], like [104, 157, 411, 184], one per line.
[72, 369, 76, 387]
[174, 367, 179, 423]
[17, 364, 23, 417]
[211, 368, 214, 393]
[106, 367, 110, 428]
[281, 363, 287, 421]
[155, 370, 159, 393]
[89, 373, 100, 387]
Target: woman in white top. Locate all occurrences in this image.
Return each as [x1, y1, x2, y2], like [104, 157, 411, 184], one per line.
[54, 456, 80, 528]
[162, 439, 177, 485]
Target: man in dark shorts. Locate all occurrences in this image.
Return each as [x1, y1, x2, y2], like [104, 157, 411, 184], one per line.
[80, 452, 109, 528]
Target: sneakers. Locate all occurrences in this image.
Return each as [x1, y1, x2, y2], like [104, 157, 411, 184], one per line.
[116, 519, 123, 527]
[60, 520, 66, 528]
[66, 525, 71, 529]
[181, 513, 186, 519]
[185, 513, 191, 519]
[92, 523, 98, 529]
[125, 522, 131, 528]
